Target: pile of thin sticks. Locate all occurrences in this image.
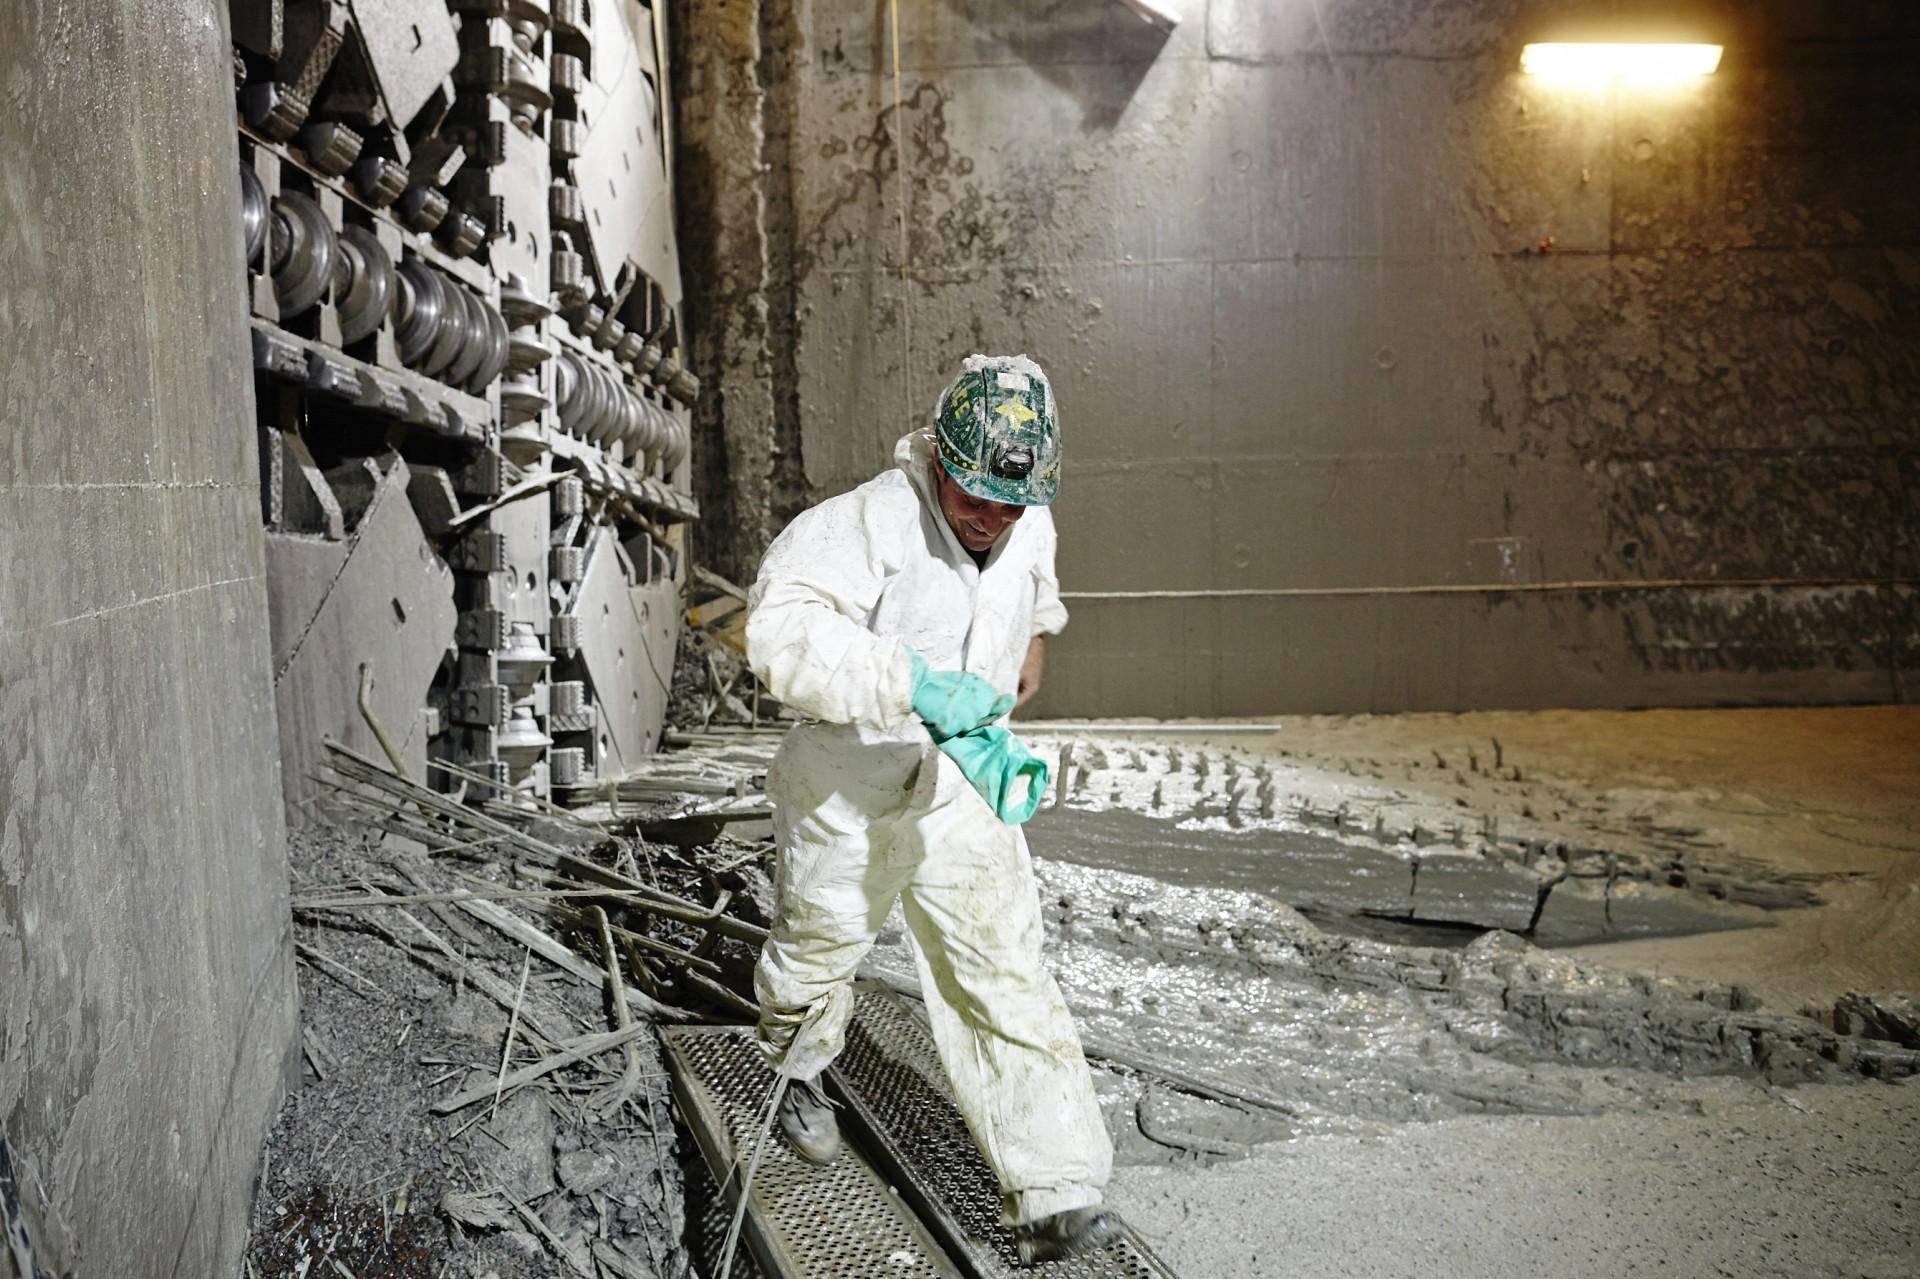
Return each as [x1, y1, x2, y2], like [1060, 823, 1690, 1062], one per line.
[313, 739, 766, 1021]
[313, 739, 1297, 1186]
[316, 738, 1299, 1122]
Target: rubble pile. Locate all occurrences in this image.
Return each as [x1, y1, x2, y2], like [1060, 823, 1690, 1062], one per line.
[246, 743, 775, 1278]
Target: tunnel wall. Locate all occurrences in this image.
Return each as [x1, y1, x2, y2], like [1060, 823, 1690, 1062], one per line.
[679, 0, 1919, 716]
[0, 1, 297, 1275]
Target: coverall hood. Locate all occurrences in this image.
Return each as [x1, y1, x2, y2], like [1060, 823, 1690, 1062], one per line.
[896, 428, 1004, 561]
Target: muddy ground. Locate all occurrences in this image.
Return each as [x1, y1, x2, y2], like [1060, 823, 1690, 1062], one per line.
[246, 707, 1920, 1278]
[1049, 707, 1920, 1278]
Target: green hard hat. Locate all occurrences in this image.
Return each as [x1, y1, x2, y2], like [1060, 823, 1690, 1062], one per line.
[932, 354, 1062, 507]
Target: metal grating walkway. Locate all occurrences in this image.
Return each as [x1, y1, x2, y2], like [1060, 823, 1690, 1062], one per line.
[829, 985, 1178, 1279]
[666, 989, 1179, 1279]
[661, 1024, 963, 1279]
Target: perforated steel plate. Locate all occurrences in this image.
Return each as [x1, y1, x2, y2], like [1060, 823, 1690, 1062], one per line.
[661, 1025, 962, 1279]
[830, 986, 1179, 1279]
[684, 1144, 769, 1279]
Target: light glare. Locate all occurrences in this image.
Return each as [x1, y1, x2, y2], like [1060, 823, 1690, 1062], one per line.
[1520, 42, 1723, 83]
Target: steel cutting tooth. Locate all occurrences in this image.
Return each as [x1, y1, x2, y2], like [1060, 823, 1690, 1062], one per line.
[467, 301, 511, 392]
[239, 165, 267, 271]
[669, 367, 701, 405]
[631, 337, 663, 378]
[419, 271, 467, 377]
[394, 259, 445, 368]
[270, 191, 335, 318]
[334, 227, 394, 345]
[621, 388, 648, 457]
[553, 351, 583, 433]
[660, 411, 688, 472]
[442, 286, 488, 387]
[637, 397, 666, 467]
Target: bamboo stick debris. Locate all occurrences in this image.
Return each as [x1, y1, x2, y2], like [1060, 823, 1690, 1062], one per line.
[537, 858, 770, 945]
[546, 904, 723, 974]
[693, 566, 750, 602]
[323, 739, 563, 866]
[451, 896, 697, 1024]
[353, 903, 574, 1050]
[430, 1025, 659, 1114]
[293, 886, 688, 912]
[592, 906, 648, 1114]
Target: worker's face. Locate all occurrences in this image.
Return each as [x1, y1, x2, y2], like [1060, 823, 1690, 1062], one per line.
[934, 463, 1026, 553]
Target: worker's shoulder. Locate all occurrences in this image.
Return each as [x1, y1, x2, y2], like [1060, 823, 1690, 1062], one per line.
[802, 467, 921, 526]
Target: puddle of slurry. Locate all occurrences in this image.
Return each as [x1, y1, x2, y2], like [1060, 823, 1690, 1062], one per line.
[1026, 803, 1422, 922]
[1296, 910, 1490, 950]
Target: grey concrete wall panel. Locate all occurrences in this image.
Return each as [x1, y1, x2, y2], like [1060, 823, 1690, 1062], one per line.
[1206, 0, 1532, 60]
[669, 0, 803, 578]
[0, 0, 297, 1274]
[682, 0, 1920, 715]
[267, 462, 458, 821]
[573, 0, 680, 303]
[1046, 586, 1910, 718]
[346, 0, 460, 130]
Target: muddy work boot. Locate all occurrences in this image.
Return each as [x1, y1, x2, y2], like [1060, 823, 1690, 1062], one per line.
[1013, 1206, 1123, 1264]
[776, 1074, 842, 1165]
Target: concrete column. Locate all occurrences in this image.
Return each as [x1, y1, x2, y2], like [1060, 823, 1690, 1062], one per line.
[0, 1, 298, 1274]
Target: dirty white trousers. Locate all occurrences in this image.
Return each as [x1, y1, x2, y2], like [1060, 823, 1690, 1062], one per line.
[753, 727, 1113, 1225]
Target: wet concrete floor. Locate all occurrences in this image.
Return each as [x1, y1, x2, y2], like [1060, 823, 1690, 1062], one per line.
[1009, 710, 1920, 1277]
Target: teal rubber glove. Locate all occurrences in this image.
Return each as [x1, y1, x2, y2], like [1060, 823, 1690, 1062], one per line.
[936, 725, 1050, 825]
[907, 650, 1015, 740]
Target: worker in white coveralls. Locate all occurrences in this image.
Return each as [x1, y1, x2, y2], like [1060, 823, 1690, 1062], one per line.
[744, 354, 1121, 1263]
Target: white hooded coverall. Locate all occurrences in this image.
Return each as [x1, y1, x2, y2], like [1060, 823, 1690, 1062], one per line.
[745, 429, 1112, 1224]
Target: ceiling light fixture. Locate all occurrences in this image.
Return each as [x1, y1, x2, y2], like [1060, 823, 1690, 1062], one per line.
[1520, 41, 1723, 84]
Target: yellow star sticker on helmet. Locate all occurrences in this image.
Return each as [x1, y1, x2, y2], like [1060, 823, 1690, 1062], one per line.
[993, 398, 1037, 426]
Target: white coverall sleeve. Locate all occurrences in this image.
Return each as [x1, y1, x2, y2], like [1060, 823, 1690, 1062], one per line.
[746, 496, 918, 731]
[1030, 512, 1069, 637]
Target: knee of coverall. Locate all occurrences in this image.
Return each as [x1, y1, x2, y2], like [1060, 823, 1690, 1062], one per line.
[898, 772, 1062, 1045]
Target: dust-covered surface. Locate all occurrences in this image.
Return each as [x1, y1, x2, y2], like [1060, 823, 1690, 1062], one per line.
[666, 623, 758, 732]
[1, 7, 297, 1277]
[245, 825, 722, 1279]
[1061, 707, 1920, 1275]
[707, 707, 1920, 1171]
[247, 708, 1920, 1277]
[1169, 706, 1920, 1010]
[1110, 1076, 1920, 1279]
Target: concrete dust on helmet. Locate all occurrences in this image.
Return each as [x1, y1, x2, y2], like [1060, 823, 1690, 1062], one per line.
[933, 353, 1062, 507]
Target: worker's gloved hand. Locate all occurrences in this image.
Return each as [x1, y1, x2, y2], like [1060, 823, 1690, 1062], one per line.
[907, 650, 1015, 740]
[936, 726, 1050, 825]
